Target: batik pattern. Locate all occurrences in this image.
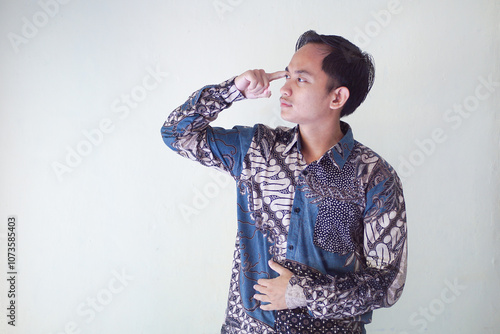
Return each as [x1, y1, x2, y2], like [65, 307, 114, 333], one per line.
[288, 142, 407, 320]
[238, 125, 307, 261]
[221, 235, 274, 334]
[161, 78, 407, 333]
[162, 78, 245, 174]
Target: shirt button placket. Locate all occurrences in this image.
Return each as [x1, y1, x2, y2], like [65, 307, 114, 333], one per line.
[288, 207, 301, 256]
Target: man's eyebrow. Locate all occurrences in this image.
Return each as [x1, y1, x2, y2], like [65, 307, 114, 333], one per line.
[285, 66, 312, 76]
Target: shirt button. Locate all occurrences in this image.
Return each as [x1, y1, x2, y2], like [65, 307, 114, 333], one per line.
[288, 245, 294, 250]
[294, 207, 301, 213]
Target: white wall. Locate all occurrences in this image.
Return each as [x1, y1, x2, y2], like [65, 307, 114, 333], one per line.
[0, 0, 499, 333]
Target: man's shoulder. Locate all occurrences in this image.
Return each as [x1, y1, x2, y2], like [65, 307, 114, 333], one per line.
[252, 124, 296, 144]
[242, 124, 297, 159]
[352, 140, 399, 179]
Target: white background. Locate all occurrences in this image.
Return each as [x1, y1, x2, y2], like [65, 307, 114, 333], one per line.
[1, 0, 499, 333]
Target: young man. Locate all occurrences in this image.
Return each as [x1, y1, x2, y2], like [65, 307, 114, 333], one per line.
[161, 30, 407, 334]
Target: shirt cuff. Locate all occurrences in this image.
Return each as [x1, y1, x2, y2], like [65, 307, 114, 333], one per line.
[285, 278, 308, 309]
[220, 77, 246, 104]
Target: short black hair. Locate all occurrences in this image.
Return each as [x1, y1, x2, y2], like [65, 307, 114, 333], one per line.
[295, 30, 375, 117]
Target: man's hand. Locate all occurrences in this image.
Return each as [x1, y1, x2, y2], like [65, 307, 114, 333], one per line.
[234, 70, 286, 99]
[253, 260, 293, 311]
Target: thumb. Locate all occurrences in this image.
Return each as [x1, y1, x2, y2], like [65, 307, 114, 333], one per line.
[268, 260, 285, 275]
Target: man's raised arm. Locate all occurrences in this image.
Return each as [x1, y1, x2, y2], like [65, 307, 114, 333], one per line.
[160, 70, 285, 175]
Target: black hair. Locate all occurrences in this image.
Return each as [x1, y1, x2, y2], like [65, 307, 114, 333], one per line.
[295, 30, 375, 117]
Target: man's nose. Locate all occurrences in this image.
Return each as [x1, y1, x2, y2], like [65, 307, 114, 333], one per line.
[280, 81, 291, 96]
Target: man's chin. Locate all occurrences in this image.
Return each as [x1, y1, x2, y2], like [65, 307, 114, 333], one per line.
[280, 113, 298, 126]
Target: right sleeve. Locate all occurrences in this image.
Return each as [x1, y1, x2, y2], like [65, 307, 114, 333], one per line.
[160, 77, 255, 178]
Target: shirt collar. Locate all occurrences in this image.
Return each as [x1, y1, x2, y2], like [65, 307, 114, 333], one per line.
[282, 126, 300, 155]
[327, 121, 355, 170]
[283, 121, 355, 170]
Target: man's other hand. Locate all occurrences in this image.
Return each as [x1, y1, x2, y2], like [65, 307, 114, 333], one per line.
[253, 260, 293, 311]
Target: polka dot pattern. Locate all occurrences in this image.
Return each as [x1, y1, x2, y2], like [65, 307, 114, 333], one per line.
[303, 154, 364, 255]
[315, 198, 362, 254]
[275, 308, 363, 334]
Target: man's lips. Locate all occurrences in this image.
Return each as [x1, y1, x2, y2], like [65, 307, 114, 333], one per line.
[280, 99, 292, 107]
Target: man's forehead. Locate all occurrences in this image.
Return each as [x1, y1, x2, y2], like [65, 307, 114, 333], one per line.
[284, 66, 313, 76]
[285, 45, 326, 75]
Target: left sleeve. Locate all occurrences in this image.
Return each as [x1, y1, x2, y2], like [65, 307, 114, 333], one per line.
[289, 168, 407, 320]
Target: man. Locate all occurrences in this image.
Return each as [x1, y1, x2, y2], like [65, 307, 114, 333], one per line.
[161, 30, 407, 334]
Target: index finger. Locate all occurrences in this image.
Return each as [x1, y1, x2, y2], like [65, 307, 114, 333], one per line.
[256, 278, 269, 287]
[267, 71, 287, 82]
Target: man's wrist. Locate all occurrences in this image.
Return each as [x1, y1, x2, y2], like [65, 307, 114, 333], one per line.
[285, 276, 308, 309]
[220, 77, 246, 104]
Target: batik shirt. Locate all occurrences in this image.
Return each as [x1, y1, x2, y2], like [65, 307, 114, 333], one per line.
[161, 77, 407, 334]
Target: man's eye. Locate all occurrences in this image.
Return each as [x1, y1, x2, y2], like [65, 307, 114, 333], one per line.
[298, 78, 305, 82]
[285, 74, 290, 79]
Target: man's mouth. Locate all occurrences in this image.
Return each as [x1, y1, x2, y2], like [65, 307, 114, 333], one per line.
[280, 98, 292, 107]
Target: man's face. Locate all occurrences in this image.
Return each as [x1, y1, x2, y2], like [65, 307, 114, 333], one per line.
[280, 43, 337, 126]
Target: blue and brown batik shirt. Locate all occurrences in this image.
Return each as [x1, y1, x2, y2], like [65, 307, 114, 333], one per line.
[161, 77, 408, 334]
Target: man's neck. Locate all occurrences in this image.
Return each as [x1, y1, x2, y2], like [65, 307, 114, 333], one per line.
[299, 120, 344, 164]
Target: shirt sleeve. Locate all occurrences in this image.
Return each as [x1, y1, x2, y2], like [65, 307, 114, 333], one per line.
[160, 77, 255, 177]
[285, 281, 308, 309]
[289, 169, 407, 320]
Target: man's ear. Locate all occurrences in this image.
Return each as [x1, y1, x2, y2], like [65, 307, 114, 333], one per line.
[329, 86, 350, 110]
